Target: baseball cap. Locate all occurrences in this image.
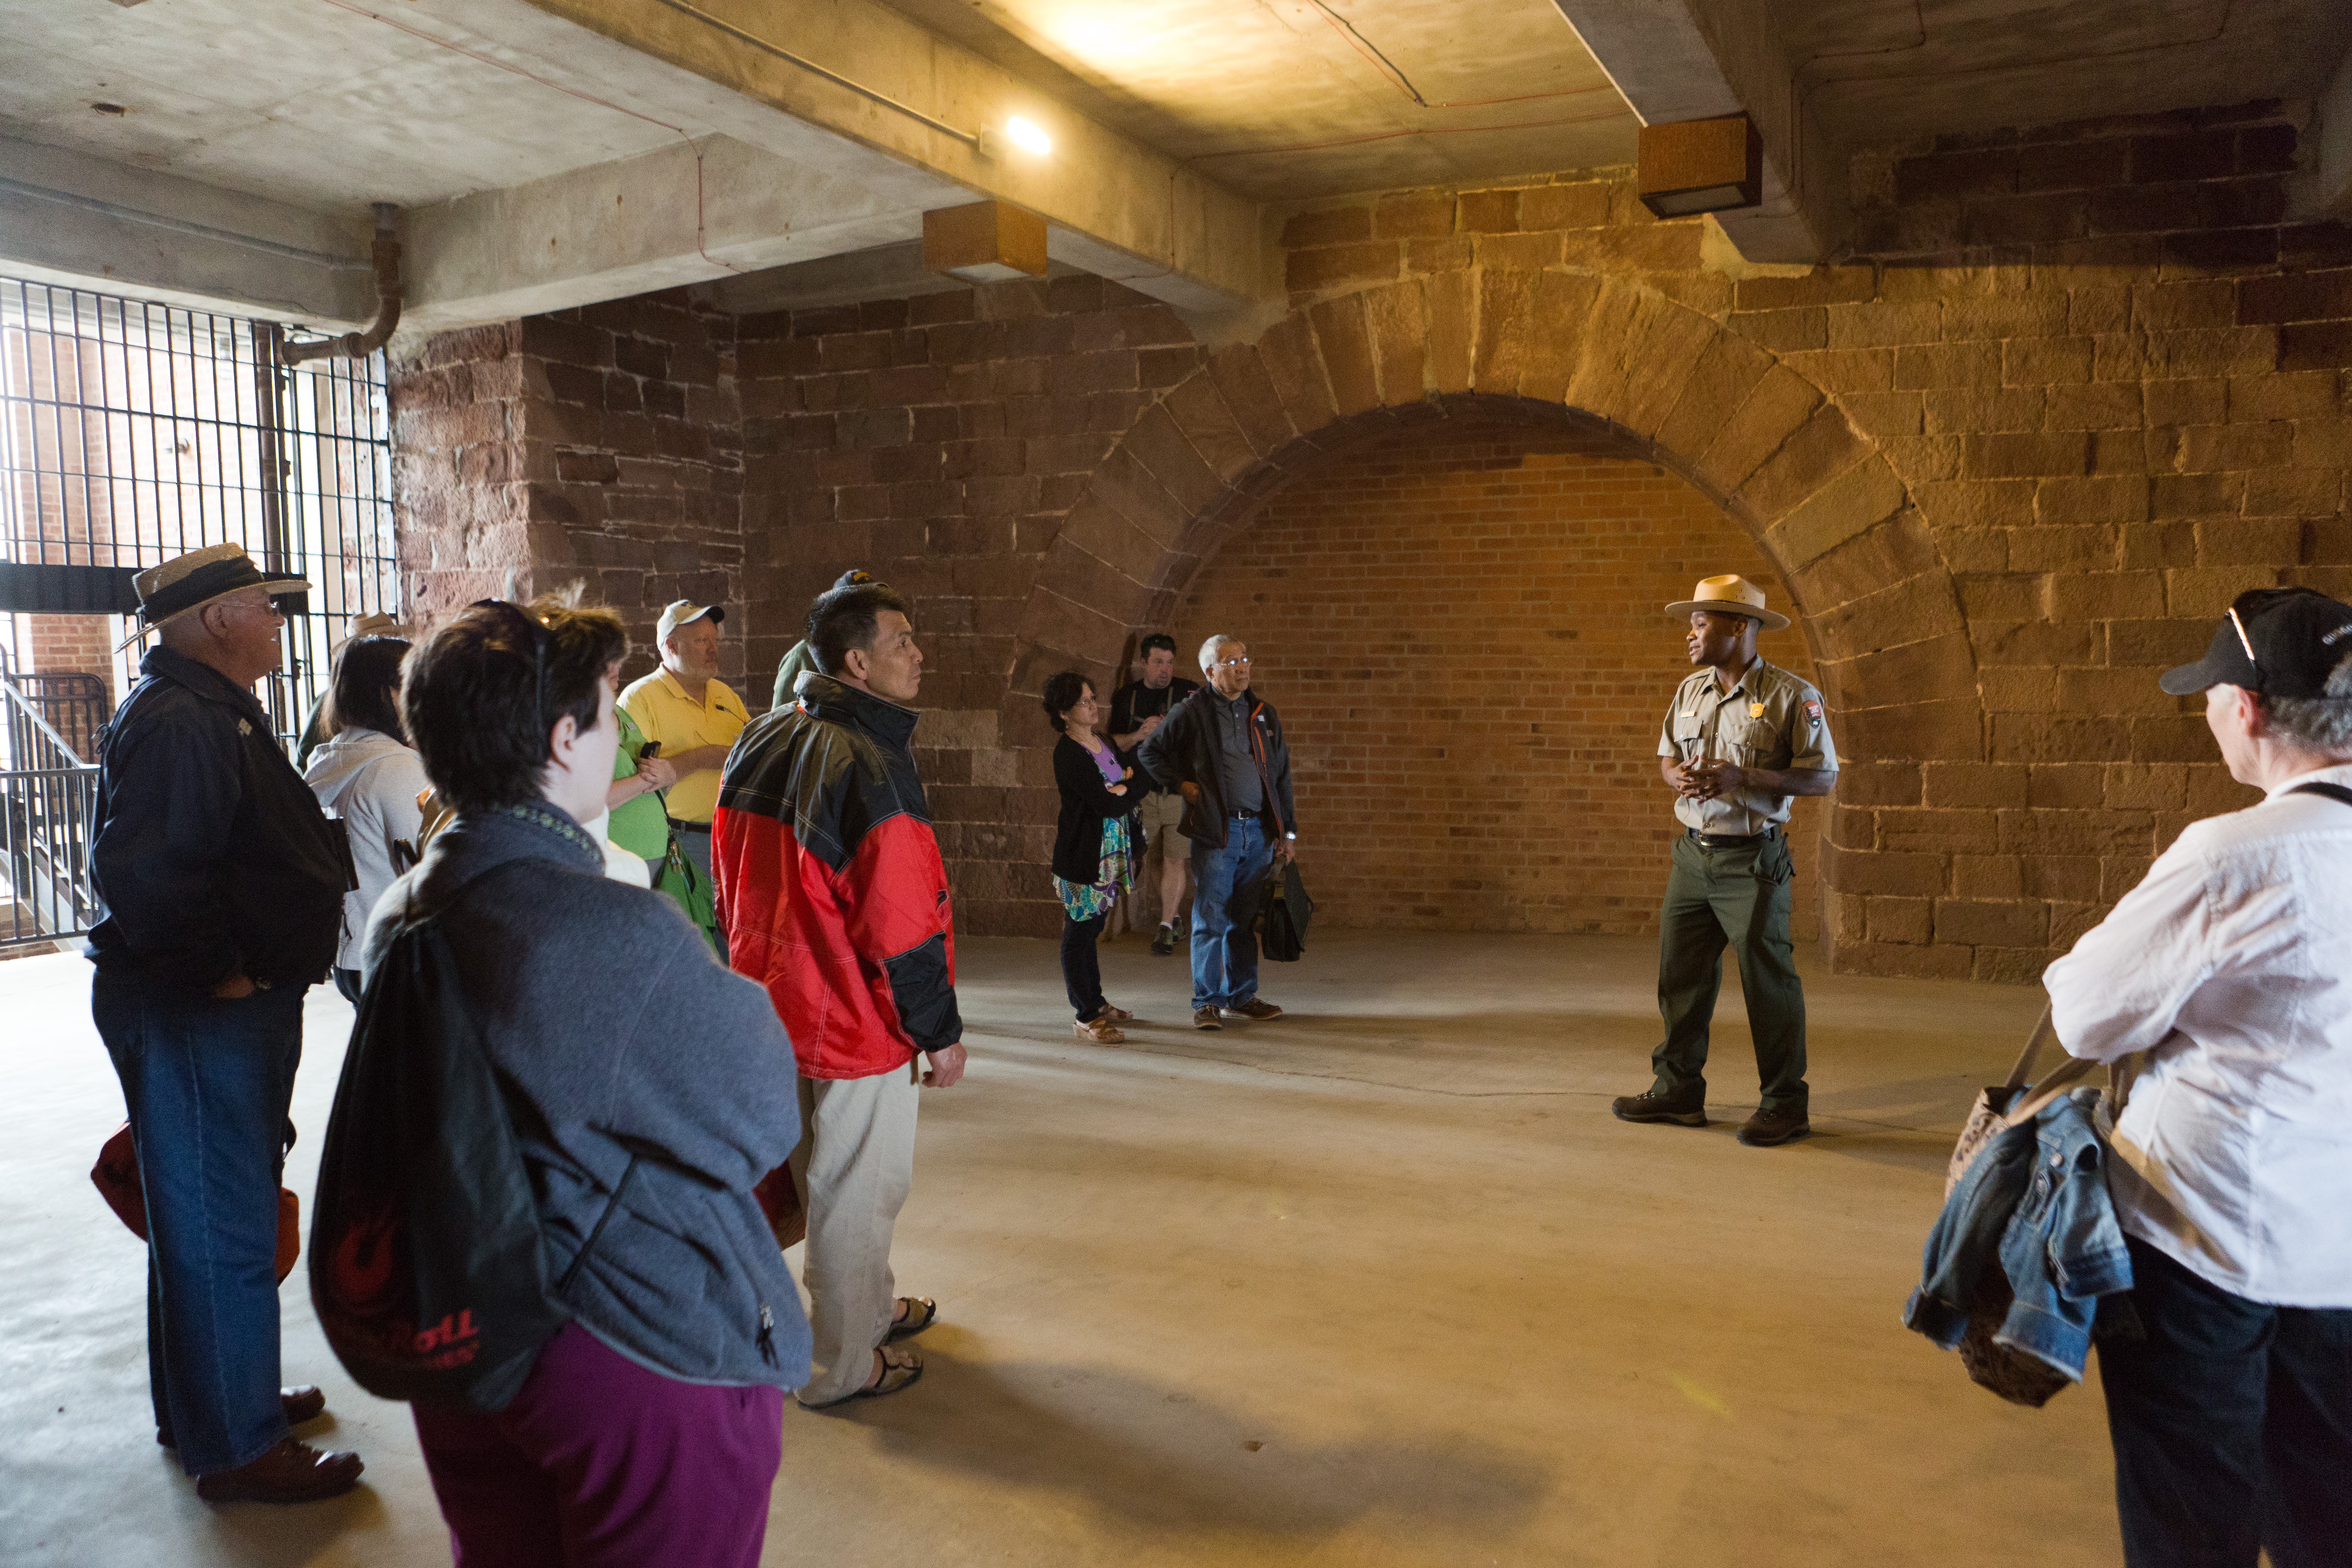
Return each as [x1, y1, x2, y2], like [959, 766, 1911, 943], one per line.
[832, 569, 884, 592]
[2158, 587, 2352, 698]
[655, 600, 724, 641]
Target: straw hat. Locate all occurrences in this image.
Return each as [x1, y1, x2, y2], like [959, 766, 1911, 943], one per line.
[115, 543, 310, 652]
[1662, 573, 1790, 632]
[330, 610, 414, 658]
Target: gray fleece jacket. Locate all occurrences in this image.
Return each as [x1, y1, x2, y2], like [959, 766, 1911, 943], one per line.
[363, 804, 810, 1389]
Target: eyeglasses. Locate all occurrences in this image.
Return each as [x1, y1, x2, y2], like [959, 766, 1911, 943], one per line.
[1213, 655, 1252, 668]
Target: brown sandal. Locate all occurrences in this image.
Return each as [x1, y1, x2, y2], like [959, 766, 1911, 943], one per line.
[1074, 1015, 1126, 1045]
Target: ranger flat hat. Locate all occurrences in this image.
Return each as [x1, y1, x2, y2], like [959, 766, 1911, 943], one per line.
[116, 542, 310, 651]
[2159, 587, 2352, 699]
[1664, 573, 1790, 632]
[655, 599, 724, 641]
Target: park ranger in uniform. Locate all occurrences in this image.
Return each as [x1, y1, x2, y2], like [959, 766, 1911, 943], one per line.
[1613, 575, 1838, 1147]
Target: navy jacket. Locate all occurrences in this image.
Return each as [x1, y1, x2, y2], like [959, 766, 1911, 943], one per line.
[89, 646, 350, 992]
[364, 806, 811, 1390]
[1904, 1087, 2134, 1380]
[1136, 689, 1297, 851]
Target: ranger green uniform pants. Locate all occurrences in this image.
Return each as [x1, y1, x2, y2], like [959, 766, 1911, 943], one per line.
[1652, 830, 1809, 1115]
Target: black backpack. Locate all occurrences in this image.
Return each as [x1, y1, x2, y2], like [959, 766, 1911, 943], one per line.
[309, 868, 635, 1412]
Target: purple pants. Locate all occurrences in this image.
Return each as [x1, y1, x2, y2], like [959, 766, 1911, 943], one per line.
[414, 1323, 783, 1568]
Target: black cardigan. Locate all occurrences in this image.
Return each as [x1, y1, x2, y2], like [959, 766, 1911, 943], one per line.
[1051, 734, 1135, 885]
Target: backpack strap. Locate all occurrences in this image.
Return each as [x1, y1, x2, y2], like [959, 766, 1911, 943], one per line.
[2289, 780, 2352, 808]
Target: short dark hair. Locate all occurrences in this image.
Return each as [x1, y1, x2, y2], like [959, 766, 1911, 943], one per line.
[402, 599, 628, 813]
[1040, 670, 1093, 733]
[1138, 633, 1176, 659]
[808, 584, 911, 676]
[328, 635, 411, 744]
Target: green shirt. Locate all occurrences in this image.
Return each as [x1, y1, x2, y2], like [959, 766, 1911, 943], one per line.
[1656, 657, 1837, 835]
[607, 704, 670, 858]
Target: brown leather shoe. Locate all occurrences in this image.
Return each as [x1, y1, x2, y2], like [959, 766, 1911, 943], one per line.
[1193, 1006, 1223, 1030]
[1737, 1106, 1812, 1147]
[1225, 998, 1283, 1021]
[196, 1436, 363, 1504]
[159, 1385, 328, 1448]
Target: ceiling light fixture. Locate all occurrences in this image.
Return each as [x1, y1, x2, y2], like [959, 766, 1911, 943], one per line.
[978, 116, 1053, 161]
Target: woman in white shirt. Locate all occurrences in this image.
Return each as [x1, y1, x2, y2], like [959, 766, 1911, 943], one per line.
[304, 636, 427, 1003]
[2045, 587, 2352, 1568]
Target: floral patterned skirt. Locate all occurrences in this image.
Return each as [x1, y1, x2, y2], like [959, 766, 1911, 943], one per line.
[1053, 814, 1134, 921]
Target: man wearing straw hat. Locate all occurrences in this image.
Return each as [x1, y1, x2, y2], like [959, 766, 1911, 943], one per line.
[2042, 586, 2352, 1566]
[88, 543, 363, 1503]
[1612, 575, 1836, 1148]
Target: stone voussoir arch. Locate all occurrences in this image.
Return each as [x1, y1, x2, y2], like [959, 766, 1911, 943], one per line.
[1007, 270, 1987, 800]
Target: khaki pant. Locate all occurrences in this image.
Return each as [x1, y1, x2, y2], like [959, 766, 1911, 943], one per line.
[788, 1058, 922, 1405]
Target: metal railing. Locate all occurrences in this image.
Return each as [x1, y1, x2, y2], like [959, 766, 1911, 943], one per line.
[0, 673, 98, 951]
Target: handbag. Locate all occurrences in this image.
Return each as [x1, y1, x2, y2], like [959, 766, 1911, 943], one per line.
[1253, 860, 1315, 962]
[94, 1122, 302, 1284]
[1944, 1004, 2097, 1196]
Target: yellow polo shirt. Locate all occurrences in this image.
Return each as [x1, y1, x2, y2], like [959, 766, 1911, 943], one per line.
[618, 668, 748, 824]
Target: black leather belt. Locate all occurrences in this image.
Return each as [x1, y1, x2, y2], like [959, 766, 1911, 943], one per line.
[667, 819, 711, 834]
[1227, 809, 1260, 820]
[1688, 825, 1777, 849]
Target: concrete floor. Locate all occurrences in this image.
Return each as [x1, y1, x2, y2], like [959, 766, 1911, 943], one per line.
[0, 931, 2123, 1566]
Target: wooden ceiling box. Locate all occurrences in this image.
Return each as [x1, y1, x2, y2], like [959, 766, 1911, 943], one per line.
[1637, 115, 1763, 219]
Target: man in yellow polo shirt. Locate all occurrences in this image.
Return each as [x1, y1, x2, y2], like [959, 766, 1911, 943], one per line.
[620, 600, 749, 896]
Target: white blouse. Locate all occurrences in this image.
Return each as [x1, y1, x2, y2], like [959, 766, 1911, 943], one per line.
[2044, 762, 2352, 1306]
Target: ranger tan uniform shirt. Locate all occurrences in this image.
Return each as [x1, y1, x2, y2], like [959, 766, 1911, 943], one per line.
[1656, 657, 1837, 835]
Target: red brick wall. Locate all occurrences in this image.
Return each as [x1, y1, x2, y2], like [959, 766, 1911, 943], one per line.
[393, 294, 745, 685]
[1172, 423, 1826, 937]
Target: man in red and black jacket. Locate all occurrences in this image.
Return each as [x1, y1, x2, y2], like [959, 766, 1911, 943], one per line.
[713, 583, 965, 1408]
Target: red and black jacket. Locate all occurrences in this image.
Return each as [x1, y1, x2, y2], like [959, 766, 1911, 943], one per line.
[713, 675, 960, 1080]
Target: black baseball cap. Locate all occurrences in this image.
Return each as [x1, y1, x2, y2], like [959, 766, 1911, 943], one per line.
[2159, 587, 2352, 697]
[833, 569, 884, 591]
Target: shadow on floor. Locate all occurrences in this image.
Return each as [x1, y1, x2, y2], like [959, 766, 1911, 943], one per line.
[826, 1336, 1556, 1543]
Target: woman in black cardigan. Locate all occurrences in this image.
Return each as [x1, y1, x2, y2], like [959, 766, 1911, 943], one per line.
[1044, 670, 1140, 1043]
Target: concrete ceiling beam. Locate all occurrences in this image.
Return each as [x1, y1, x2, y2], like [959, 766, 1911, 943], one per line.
[0, 135, 375, 325]
[517, 0, 1267, 310]
[401, 134, 960, 334]
[1550, 0, 1832, 263]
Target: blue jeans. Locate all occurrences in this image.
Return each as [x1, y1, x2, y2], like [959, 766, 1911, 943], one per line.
[1188, 817, 1269, 1011]
[2098, 1237, 2352, 1568]
[93, 973, 307, 1475]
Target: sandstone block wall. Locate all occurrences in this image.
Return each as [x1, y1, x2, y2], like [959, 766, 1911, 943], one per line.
[392, 98, 2352, 978]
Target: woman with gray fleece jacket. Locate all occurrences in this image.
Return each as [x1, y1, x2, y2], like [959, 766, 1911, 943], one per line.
[365, 598, 808, 1568]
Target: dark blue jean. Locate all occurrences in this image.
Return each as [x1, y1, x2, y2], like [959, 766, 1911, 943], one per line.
[1187, 817, 1268, 1011]
[93, 972, 307, 1475]
[2098, 1236, 2352, 1568]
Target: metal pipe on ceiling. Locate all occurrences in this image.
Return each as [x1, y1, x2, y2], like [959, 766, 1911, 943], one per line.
[280, 203, 400, 365]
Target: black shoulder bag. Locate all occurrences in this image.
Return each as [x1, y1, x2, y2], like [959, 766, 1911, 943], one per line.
[310, 865, 637, 1412]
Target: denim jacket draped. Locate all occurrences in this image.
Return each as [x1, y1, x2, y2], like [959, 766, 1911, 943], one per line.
[1904, 1087, 2134, 1379]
